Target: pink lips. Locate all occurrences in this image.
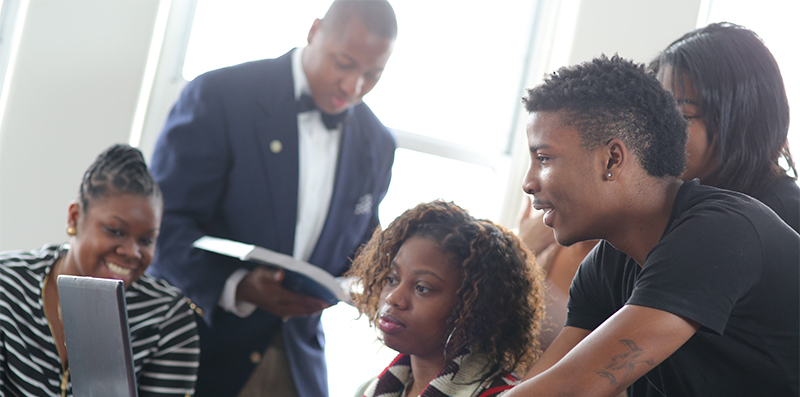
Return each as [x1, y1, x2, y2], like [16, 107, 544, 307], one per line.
[378, 313, 405, 334]
[542, 208, 554, 227]
[533, 202, 555, 228]
[330, 96, 348, 110]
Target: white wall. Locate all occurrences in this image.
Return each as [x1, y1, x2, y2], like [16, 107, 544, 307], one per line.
[0, 0, 160, 250]
[568, 0, 701, 65]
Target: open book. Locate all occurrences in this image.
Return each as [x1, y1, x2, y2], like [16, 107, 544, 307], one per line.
[192, 236, 351, 305]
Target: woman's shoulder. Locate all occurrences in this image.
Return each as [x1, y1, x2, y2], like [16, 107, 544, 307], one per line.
[0, 244, 60, 269]
[127, 274, 202, 318]
[353, 376, 378, 397]
[0, 244, 61, 289]
[476, 371, 520, 397]
[452, 350, 522, 396]
[129, 273, 184, 299]
[752, 175, 800, 233]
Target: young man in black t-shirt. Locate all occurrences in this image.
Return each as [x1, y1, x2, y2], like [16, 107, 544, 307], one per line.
[504, 55, 799, 397]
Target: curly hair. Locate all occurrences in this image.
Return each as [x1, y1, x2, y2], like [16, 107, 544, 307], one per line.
[79, 144, 162, 212]
[347, 200, 545, 375]
[650, 22, 795, 196]
[523, 54, 688, 178]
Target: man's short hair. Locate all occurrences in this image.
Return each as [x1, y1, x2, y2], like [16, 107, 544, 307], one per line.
[523, 55, 687, 177]
[322, 0, 398, 39]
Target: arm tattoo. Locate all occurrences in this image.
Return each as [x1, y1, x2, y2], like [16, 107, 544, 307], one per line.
[595, 339, 655, 388]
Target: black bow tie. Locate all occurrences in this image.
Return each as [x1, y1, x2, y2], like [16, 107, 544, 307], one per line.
[297, 93, 349, 130]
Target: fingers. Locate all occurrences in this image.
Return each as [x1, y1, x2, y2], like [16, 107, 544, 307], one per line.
[236, 267, 283, 305]
[237, 267, 331, 318]
[517, 195, 534, 224]
[535, 241, 559, 274]
[522, 195, 533, 219]
[248, 266, 283, 284]
[256, 266, 284, 282]
[273, 292, 330, 318]
[291, 295, 332, 314]
[518, 210, 556, 255]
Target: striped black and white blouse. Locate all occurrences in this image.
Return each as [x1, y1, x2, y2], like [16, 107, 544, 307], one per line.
[0, 244, 200, 397]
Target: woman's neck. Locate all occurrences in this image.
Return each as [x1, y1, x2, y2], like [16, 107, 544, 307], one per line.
[406, 353, 446, 397]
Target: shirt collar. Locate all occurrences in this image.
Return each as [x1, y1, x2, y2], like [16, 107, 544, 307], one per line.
[291, 47, 311, 101]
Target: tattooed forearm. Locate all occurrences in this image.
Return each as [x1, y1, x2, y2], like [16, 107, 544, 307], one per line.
[595, 339, 655, 387]
[596, 370, 617, 384]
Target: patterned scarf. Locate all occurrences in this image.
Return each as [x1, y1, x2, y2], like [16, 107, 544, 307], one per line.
[359, 350, 519, 397]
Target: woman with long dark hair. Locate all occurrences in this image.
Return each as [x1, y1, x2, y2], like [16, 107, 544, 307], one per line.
[651, 21, 798, 231]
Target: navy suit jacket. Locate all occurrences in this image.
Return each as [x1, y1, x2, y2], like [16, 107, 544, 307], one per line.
[148, 49, 395, 397]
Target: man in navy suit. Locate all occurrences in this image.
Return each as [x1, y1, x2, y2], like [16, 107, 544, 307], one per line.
[147, 1, 397, 396]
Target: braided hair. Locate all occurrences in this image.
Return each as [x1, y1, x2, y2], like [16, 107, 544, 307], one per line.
[78, 144, 161, 211]
[348, 200, 545, 375]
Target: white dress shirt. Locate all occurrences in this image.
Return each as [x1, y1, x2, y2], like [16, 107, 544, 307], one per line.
[219, 48, 342, 316]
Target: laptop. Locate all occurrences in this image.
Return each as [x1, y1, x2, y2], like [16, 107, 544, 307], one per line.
[57, 275, 138, 397]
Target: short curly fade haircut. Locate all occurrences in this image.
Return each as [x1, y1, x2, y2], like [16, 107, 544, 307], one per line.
[523, 54, 688, 177]
[347, 200, 546, 375]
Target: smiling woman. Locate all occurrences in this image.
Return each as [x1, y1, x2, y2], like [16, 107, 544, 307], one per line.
[65, 144, 163, 288]
[0, 144, 200, 397]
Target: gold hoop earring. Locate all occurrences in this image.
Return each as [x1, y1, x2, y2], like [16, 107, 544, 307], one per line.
[66, 226, 76, 236]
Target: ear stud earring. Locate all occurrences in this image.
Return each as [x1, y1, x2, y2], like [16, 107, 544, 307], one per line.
[607, 172, 612, 179]
[67, 226, 76, 236]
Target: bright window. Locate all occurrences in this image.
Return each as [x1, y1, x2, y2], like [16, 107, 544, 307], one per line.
[184, 0, 538, 224]
[183, 2, 329, 81]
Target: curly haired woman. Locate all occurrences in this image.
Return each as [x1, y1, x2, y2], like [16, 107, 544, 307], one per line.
[348, 200, 545, 397]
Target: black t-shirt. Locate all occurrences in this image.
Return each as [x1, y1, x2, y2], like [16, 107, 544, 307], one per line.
[751, 175, 800, 233]
[566, 180, 800, 396]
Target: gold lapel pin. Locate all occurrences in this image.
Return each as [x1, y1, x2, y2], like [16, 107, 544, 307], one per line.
[270, 140, 283, 154]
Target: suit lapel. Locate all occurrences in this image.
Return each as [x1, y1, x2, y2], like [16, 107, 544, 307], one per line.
[309, 108, 375, 270]
[251, 51, 299, 255]
[334, 109, 374, 201]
